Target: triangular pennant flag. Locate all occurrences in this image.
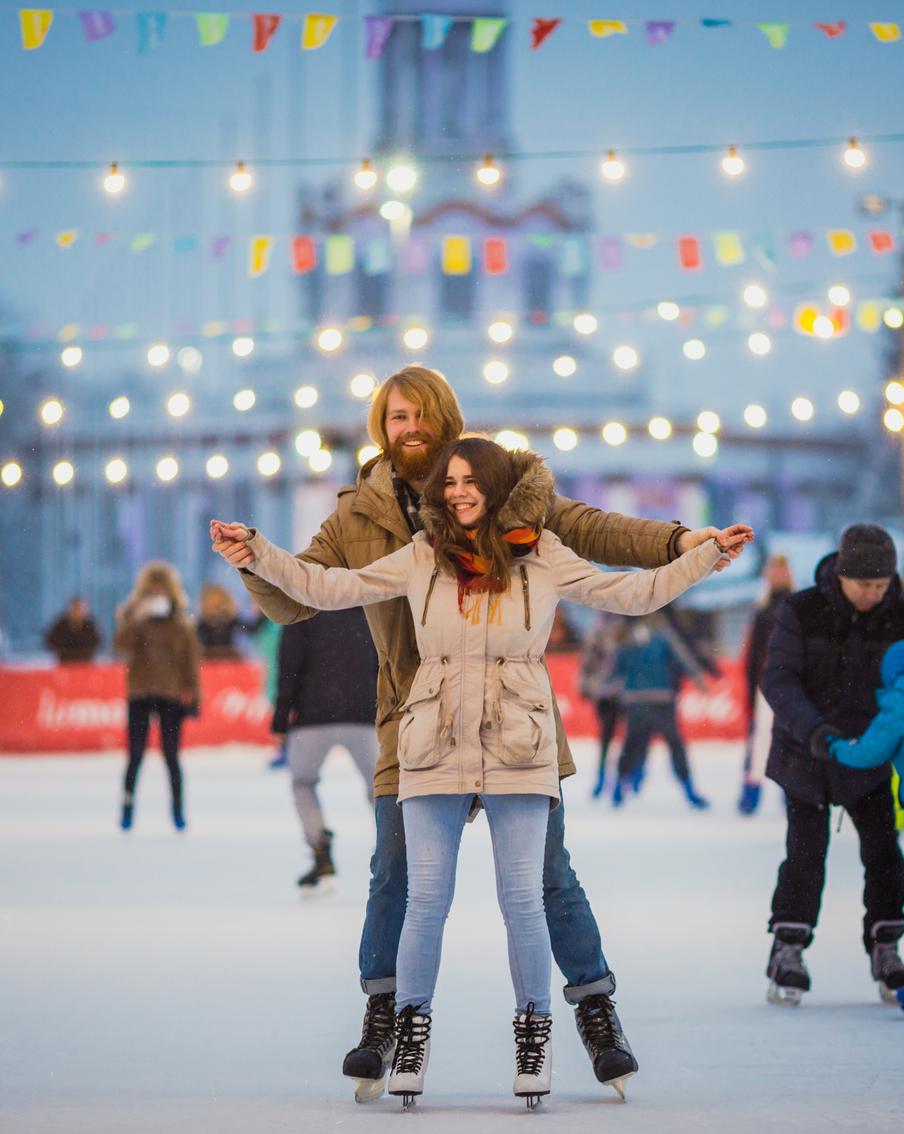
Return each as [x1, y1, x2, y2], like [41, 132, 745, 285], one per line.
[814, 20, 846, 38]
[302, 14, 337, 50]
[788, 230, 813, 258]
[249, 236, 275, 277]
[364, 237, 392, 275]
[625, 233, 657, 249]
[827, 229, 856, 255]
[700, 19, 732, 29]
[79, 11, 116, 41]
[364, 14, 393, 58]
[131, 233, 157, 252]
[531, 18, 562, 50]
[404, 236, 430, 273]
[421, 13, 454, 50]
[196, 13, 230, 46]
[137, 12, 166, 54]
[442, 236, 471, 275]
[587, 19, 627, 38]
[252, 14, 282, 52]
[599, 236, 623, 270]
[678, 235, 702, 270]
[713, 232, 745, 266]
[645, 21, 675, 45]
[752, 232, 777, 271]
[828, 306, 849, 337]
[292, 236, 317, 274]
[560, 237, 588, 276]
[19, 10, 53, 49]
[470, 17, 506, 53]
[869, 23, 901, 43]
[794, 304, 819, 335]
[856, 301, 882, 331]
[869, 229, 896, 254]
[56, 231, 79, 249]
[757, 22, 789, 48]
[210, 236, 230, 260]
[483, 237, 508, 274]
[325, 234, 354, 274]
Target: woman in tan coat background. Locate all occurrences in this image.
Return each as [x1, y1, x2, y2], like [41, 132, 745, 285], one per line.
[211, 437, 752, 1109]
[114, 561, 201, 832]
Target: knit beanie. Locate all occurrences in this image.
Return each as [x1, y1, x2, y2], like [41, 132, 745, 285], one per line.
[881, 640, 904, 686]
[835, 524, 897, 579]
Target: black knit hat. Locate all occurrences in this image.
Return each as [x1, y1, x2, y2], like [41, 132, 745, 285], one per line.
[835, 524, 897, 579]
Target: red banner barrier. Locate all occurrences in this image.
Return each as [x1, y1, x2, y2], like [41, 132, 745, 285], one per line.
[0, 655, 747, 755]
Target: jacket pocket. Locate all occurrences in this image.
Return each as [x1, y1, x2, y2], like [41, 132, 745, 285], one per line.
[398, 676, 449, 770]
[494, 676, 554, 767]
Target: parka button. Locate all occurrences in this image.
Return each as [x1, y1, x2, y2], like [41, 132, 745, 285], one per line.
[474, 780, 481, 787]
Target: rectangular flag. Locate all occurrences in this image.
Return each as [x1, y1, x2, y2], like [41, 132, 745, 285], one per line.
[788, 230, 813, 258]
[19, 10, 53, 49]
[599, 237, 623, 270]
[252, 14, 282, 52]
[713, 231, 745, 266]
[421, 14, 453, 50]
[471, 17, 506, 53]
[249, 236, 275, 277]
[302, 14, 338, 50]
[869, 23, 901, 43]
[483, 237, 508, 274]
[869, 229, 896, 254]
[292, 236, 317, 274]
[364, 237, 392, 275]
[137, 12, 166, 54]
[364, 15, 393, 59]
[325, 235, 354, 274]
[442, 236, 471, 275]
[678, 236, 702, 270]
[197, 14, 230, 46]
[827, 229, 856, 256]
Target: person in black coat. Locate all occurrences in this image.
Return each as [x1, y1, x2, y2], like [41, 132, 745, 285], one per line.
[273, 606, 379, 891]
[760, 524, 904, 1003]
[44, 597, 102, 664]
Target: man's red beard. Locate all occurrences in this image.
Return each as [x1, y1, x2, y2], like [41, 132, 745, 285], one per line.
[387, 434, 446, 484]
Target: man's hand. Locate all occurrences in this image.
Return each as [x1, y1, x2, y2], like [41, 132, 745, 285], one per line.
[210, 519, 255, 570]
[809, 722, 844, 760]
[679, 524, 754, 572]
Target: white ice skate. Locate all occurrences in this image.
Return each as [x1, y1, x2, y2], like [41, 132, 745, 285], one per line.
[513, 1004, 552, 1110]
[388, 1007, 431, 1110]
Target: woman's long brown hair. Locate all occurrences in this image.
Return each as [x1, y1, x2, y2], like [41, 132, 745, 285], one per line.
[422, 438, 519, 590]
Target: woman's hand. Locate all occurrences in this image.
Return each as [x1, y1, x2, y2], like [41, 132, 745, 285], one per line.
[210, 519, 256, 570]
[713, 523, 754, 556]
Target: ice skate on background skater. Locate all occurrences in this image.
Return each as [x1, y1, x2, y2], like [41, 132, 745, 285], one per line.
[766, 923, 812, 1006]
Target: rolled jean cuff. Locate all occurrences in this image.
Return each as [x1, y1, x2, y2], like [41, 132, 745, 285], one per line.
[563, 971, 616, 1004]
[360, 975, 396, 995]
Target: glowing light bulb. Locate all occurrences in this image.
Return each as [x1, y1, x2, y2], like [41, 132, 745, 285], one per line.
[354, 158, 378, 191]
[349, 373, 376, 399]
[229, 161, 253, 193]
[358, 444, 380, 465]
[2, 461, 23, 487]
[40, 398, 64, 426]
[828, 285, 851, 307]
[600, 150, 625, 182]
[233, 389, 256, 412]
[488, 320, 514, 344]
[156, 456, 179, 482]
[379, 200, 407, 221]
[166, 392, 190, 418]
[403, 327, 428, 351]
[743, 284, 768, 309]
[206, 454, 229, 479]
[257, 451, 281, 477]
[309, 448, 333, 473]
[295, 429, 322, 457]
[317, 327, 343, 353]
[476, 154, 501, 187]
[884, 407, 904, 432]
[721, 145, 745, 177]
[885, 380, 904, 405]
[883, 307, 904, 329]
[294, 385, 318, 409]
[693, 432, 718, 457]
[61, 346, 83, 368]
[573, 313, 598, 336]
[683, 339, 706, 361]
[837, 390, 860, 415]
[103, 162, 125, 194]
[147, 343, 170, 368]
[697, 411, 721, 434]
[52, 460, 74, 486]
[177, 347, 203, 374]
[109, 396, 130, 419]
[105, 458, 128, 484]
[744, 403, 767, 428]
[813, 315, 835, 339]
[553, 355, 576, 378]
[657, 302, 680, 321]
[483, 360, 509, 385]
[843, 138, 866, 169]
[648, 417, 672, 440]
[494, 430, 529, 452]
[612, 346, 639, 371]
[553, 427, 578, 452]
[791, 397, 815, 421]
[601, 422, 627, 446]
[748, 332, 772, 356]
[385, 163, 418, 194]
[232, 336, 254, 358]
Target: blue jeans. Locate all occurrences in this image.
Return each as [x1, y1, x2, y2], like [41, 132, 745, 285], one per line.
[396, 793, 551, 1015]
[359, 787, 614, 1004]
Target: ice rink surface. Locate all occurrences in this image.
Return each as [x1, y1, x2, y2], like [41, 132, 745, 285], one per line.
[2, 739, 902, 1134]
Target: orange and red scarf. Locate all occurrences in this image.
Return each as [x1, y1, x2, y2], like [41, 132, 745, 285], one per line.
[447, 527, 542, 611]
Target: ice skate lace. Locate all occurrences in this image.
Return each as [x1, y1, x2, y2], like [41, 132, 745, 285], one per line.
[773, 942, 804, 972]
[873, 942, 904, 978]
[514, 1003, 552, 1076]
[360, 993, 396, 1052]
[576, 994, 623, 1052]
[394, 1006, 431, 1074]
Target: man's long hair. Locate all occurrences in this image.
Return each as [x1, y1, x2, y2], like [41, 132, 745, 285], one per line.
[367, 365, 464, 451]
[422, 438, 519, 590]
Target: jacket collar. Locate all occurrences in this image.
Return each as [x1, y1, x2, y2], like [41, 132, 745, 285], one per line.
[350, 456, 413, 545]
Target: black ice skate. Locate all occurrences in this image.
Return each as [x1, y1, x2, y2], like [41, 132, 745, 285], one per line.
[342, 991, 397, 1103]
[513, 1003, 552, 1109]
[869, 920, 904, 1005]
[296, 830, 335, 896]
[767, 922, 812, 1006]
[388, 1005, 431, 1109]
[574, 993, 638, 1099]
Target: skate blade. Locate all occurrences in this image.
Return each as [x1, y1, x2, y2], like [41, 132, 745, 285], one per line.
[767, 981, 803, 1006]
[353, 1076, 387, 1103]
[604, 1071, 636, 1101]
[391, 1092, 418, 1110]
[515, 1090, 549, 1109]
[878, 982, 900, 1006]
[298, 877, 336, 898]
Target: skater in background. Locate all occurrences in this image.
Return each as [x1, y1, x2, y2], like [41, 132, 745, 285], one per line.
[44, 596, 102, 664]
[761, 524, 904, 1005]
[197, 582, 255, 660]
[272, 607, 378, 893]
[610, 615, 711, 809]
[211, 437, 751, 1108]
[114, 562, 201, 832]
[579, 613, 624, 799]
[738, 554, 794, 815]
[211, 364, 750, 1105]
[251, 603, 289, 769]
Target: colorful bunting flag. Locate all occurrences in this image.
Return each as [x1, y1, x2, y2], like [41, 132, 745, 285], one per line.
[79, 11, 116, 41]
[794, 304, 819, 335]
[56, 231, 79, 248]
[678, 235, 702, 270]
[645, 21, 675, 45]
[131, 233, 156, 252]
[404, 236, 430, 273]
[471, 17, 506, 53]
[869, 229, 896, 254]
[700, 19, 732, 29]
[483, 237, 508, 274]
[828, 306, 849, 336]
[364, 237, 392, 275]
[252, 14, 282, 53]
[788, 231, 813, 258]
[703, 306, 728, 326]
[713, 231, 745, 266]
[814, 20, 846, 38]
[827, 229, 856, 255]
[752, 232, 777, 271]
[19, 10, 53, 50]
[421, 13, 453, 50]
[173, 236, 197, 253]
[587, 19, 627, 38]
[325, 234, 354, 274]
[531, 18, 562, 50]
[442, 236, 471, 275]
[758, 22, 789, 48]
[625, 233, 657, 249]
[364, 15, 393, 59]
[137, 12, 166, 54]
[559, 236, 587, 276]
[94, 232, 113, 245]
[17, 230, 38, 245]
[292, 236, 317, 274]
[249, 236, 275, 277]
[599, 237, 623, 270]
[210, 236, 230, 260]
[856, 301, 882, 331]
[869, 23, 901, 43]
[302, 14, 337, 50]
[196, 13, 230, 46]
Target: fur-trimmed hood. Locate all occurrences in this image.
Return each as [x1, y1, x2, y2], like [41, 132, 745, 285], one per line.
[418, 449, 556, 536]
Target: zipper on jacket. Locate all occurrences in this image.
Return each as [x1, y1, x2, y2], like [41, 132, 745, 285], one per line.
[519, 564, 531, 631]
[421, 567, 439, 626]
